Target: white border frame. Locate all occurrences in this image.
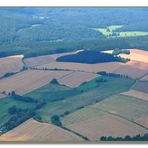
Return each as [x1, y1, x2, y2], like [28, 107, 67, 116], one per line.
[0, 0, 148, 7]
[0, 0, 147, 147]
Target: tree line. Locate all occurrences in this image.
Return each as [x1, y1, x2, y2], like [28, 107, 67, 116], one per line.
[100, 134, 148, 141]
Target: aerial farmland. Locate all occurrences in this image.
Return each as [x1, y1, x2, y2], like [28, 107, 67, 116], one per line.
[0, 8, 148, 143]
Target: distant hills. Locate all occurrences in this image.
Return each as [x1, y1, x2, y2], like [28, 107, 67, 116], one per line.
[0, 8, 148, 58]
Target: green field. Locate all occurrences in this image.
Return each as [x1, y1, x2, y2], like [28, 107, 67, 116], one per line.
[108, 25, 123, 31]
[35, 76, 135, 123]
[119, 32, 148, 37]
[97, 25, 148, 38]
[25, 75, 102, 102]
[97, 25, 123, 36]
[96, 25, 122, 36]
[92, 94, 148, 121]
[25, 83, 80, 102]
[62, 92, 148, 126]
[97, 28, 112, 36]
[0, 76, 135, 129]
[0, 97, 36, 127]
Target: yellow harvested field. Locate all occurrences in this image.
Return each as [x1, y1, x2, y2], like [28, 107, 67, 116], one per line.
[24, 55, 55, 67]
[67, 114, 147, 140]
[0, 55, 24, 77]
[0, 119, 83, 142]
[141, 74, 148, 81]
[24, 50, 84, 67]
[103, 49, 148, 63]
[119, 49, 148, 63]
[121, 90, 148, 102]
[59, 71, 99, 88]
[114, 63, 148, 79]
[103, 49, 148, 78]
[102, 50, 113, 54]
[0, 70, 72, 95]
[136, 115, 148, 128]
[126, 60, 148, 70]
[114, 66, 146, 79]
[38, 62, 122, 73]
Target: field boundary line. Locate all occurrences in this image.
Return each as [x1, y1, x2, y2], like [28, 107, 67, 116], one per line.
[29, 66, 98, 75]
[58, 71, 75, 80]
[90, 107, 148, 131]
[61, 126, 90, 141]
[120, 93, 148, 103]
[130, 72, 148, 90]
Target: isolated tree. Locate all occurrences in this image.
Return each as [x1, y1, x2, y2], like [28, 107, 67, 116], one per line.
[50, 79, 59, 85]
[11, 91, 16, 97]
[51, 115, 62, 126]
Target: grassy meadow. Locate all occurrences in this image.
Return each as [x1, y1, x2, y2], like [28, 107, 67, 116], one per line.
[0, 97, 36, 127]
[97, 25, 148, 38]
[32, 76, 135, 123]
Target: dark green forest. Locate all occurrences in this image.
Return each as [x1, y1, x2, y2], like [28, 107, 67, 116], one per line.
[1, 8, 148, 58]
[57, 50, 129, 63]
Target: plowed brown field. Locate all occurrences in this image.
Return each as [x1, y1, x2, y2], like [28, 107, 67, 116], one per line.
[0, 70, 72, 95]
[38, 62, 122, 73]
[0, 55, 24, 78]
[132, 81, 148, 93]
[136, 115, 148, 128]
[114, 61, 148, 79]
[0, 119, 83, 142]
[121, 90, 148, 102]
[141, 74, 148, 81]
[24, 50, 84, 67]
[103, 49, 148, 63]
[59, 71, 98, 88]
[66, 114, 147, 140]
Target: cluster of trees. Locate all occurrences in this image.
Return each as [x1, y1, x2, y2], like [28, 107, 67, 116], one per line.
[57, 50, 129, 64]
[100, 134, 148, 141]
[50, 79, 60, 85]
[8, 105, 22, 115]
[33, 114, 42, 122]
[112, 48, 130, 55]
[10, 91, 35, 103]
[9, 91, 46, 110]
[95, 77, 107, 87]
[0, 107, 34, 133]
[96, 77, 107, 83]
[0, 91, 48, 133]
[97, 71, 129, 78]
[51, 115, 62, 127]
